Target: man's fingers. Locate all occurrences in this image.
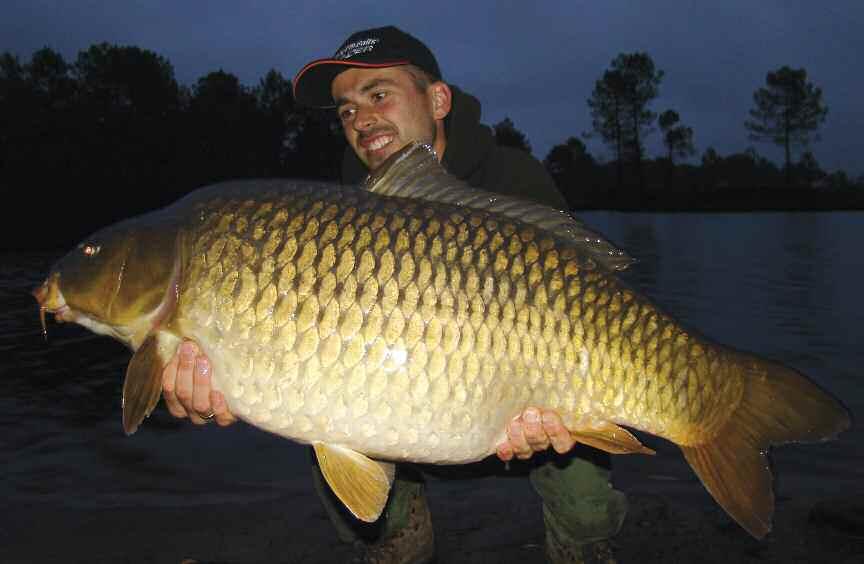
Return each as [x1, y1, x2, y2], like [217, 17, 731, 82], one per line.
[522, 407, 551, 452]
[161, 347, 186, 418]
[160, 339, 233, 428]
[496, 442, 514, 462]
[174, 341, 197, 411]
[188, 412, 209, 425]
[186, 353, 217, 426]
[499, 407, 576, 462]
[211, 391, 237, 427]
[163, 341, 199, 418]
[191, 354, 212, 415]
[506, 418, 534, 460]
[542, 410, 576, 454]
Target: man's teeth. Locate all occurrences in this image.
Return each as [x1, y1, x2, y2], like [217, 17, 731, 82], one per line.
[368, 136, 393, 151]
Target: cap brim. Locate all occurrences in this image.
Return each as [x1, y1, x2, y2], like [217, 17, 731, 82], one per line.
[293, 58, 410, 108]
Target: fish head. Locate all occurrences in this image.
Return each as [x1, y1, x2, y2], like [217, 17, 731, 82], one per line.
[33, 215, 180, 345]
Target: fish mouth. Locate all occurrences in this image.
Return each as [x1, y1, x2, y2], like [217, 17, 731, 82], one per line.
[32, 273, 74, 338]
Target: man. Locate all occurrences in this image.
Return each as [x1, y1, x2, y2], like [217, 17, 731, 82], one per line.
[162, 26, 626, 564]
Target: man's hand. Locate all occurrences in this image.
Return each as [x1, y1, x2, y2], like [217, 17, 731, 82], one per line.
[496, 407, 575, 461]
[161, 340, 237, 427]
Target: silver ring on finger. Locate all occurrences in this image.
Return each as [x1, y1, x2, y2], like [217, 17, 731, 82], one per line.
[198, 411, 216, 420]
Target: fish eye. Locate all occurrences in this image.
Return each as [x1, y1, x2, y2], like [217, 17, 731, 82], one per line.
[82, 244, 101, 257]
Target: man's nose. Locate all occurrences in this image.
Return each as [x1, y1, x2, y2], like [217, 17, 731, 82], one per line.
[353, 107, 377, 130]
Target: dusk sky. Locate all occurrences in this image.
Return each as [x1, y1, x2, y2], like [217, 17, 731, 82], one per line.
[4, 1, 862, 175]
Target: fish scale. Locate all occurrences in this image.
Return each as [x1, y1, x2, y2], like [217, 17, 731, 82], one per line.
[186, 191, 536, 460]
[176, 181, 721, 463]
[35, 142, 849, 536]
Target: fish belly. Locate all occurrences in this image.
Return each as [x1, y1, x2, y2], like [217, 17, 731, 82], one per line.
[204, 339, 527, 463]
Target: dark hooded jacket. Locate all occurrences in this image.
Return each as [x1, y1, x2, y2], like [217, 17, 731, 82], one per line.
[340, 85, 568, 209]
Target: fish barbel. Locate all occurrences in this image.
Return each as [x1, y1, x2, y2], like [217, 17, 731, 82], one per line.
[33, 142, 849, 537]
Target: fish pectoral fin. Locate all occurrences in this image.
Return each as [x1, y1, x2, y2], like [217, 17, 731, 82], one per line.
[122, 334, 165, 436]
[570, 421, 656, 455]
[313, 443, 395, 522]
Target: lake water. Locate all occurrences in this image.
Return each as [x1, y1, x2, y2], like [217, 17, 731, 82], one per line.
[2, 212, 862, 539]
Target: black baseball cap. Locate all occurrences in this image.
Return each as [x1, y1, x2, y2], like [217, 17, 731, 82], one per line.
[293, 26, 442, 108]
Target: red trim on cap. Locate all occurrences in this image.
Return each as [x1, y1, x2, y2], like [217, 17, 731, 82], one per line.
[292, 58, 411, 101]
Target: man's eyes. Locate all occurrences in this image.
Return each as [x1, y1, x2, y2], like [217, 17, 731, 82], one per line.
[338, 92, 389, 120]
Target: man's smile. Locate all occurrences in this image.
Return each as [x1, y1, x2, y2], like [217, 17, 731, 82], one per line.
[360, 132, 396, 153]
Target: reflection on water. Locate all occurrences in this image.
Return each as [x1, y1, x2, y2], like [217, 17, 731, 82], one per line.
[2, 213, 862, 511]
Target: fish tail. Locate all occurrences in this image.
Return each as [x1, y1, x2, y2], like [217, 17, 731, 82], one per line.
[680, 353, 850, 539]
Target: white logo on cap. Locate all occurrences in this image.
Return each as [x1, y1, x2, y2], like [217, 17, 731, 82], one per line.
[334, 38, 380, 60]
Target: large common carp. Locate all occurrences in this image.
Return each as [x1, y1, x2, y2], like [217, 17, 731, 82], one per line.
[33, 142, 849, 538]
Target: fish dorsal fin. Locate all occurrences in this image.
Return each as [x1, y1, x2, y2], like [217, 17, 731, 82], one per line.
[364, 141, 635, 271]
[569, 421, 656, 455]
[313, 443, 395, 522]
[122, 334, 166, 435]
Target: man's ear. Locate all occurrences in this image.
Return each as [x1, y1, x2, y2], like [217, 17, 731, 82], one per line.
[429, 81, 452, 120]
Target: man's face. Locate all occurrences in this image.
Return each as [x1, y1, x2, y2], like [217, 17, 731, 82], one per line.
[332, 66, 444, 170]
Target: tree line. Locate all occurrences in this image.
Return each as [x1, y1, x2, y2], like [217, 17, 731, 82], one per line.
[502, 52, 861, 210]
[1, 43, 349, 249]
[1, 44, 861, 248]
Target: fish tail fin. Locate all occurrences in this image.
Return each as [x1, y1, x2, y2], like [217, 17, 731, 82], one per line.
[681, 354, 850, 539]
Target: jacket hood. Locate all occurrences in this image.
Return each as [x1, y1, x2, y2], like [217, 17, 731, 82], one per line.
[440, 85, 495, 180]
[340, 83, 495, 185]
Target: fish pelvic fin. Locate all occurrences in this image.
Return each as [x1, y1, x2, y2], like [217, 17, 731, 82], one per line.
[122, 333, 167, 435]
[313, 443, 395, 522]
[681, 354, 851, 539]
[570, 421, 656, 455]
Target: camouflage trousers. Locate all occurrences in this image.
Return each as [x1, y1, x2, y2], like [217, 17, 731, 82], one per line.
[310, 446, 627, 557]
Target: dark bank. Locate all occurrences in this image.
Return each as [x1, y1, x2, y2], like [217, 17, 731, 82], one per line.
[2, 44, 863, 250]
